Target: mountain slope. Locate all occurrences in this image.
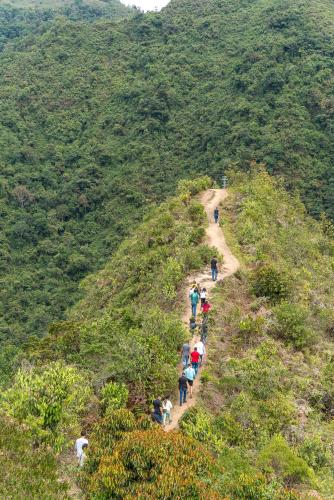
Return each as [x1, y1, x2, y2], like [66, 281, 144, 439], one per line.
[0, 0, 134, 51]
[2, 0, 334, 349]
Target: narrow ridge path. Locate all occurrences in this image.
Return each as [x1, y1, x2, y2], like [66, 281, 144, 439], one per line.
[165, 188, 239, 431]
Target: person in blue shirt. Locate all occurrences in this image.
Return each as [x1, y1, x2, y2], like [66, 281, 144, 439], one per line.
[184, 364, 195, 398]
[190, 289, 199, 318]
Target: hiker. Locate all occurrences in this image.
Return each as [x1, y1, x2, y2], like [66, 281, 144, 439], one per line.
[162, 396, 173, 425]
[200, 287, 207, 308]
[152, 396, 163, 424]
[79, 443, 88, 467]
[184, 364, 196, 398]
[194, 339, 206, 365]
[189, 283, 196, 299]
[190, 288, 200, 318]
[211, 256, 218, 281]
[200, 316, 209, 344]
[178, 371, 188, 406]
[191, 346, 200, 376]
[75, 431, 88, 465]
[202, 299, 211, 315]
[182, 341, 191, 366]
[214, 207, 219, 223]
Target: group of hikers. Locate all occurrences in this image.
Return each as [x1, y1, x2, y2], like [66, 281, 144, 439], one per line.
[74, 207, 221, 462]
[151, 208, 221, 426]
[152, 272, 217, 425]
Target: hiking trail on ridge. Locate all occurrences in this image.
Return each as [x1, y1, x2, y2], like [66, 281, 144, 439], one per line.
[165, 188, 239, 431]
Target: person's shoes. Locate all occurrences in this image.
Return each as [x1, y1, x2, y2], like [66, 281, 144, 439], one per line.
[184, 400, 187, 403]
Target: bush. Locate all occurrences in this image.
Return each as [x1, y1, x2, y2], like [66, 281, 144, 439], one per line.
[0, 362, 91, 451]
[0, 416, 68, 499]
[87, 428, 220, 498]
[221, 472, 299, 500]
[100, 382, 129, 415]
[258, 435, 315, 486]
[252, 265, 290, 303]
[299, 436, 332, 471]
[271, 302, 315, 349]
[180, 407, 225, 452]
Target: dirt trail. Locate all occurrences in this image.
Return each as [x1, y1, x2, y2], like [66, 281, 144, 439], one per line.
[165, 189, 240, 431]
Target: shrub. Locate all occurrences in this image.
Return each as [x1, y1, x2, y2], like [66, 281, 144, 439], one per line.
[271, 302, 315, 349]
[258, 435, 315, 486]
[180, 407, 225, 452]
[252, 265, 289, 303]
[0, 362, 91, 451]
[100, 382, 129, 415]
[87, 428, 220, 498]
[299, 436, 332, 470]
[0, 416, 67, 499]
[221, 472, 299, 500]
[237, 315, 265, 343]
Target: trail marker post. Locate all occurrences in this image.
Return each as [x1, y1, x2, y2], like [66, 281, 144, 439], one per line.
[221, 175, 228, 189]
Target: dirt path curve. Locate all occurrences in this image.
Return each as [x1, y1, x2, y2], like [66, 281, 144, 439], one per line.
[165, 189, 239, 431]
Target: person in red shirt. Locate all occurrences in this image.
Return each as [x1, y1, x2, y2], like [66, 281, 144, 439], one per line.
[202, 300, 211, 316]
[191, 347, 200, 376]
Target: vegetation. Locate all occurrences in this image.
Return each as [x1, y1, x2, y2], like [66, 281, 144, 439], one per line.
[194, 169, 334, 497]
[2, 0, 334, 355]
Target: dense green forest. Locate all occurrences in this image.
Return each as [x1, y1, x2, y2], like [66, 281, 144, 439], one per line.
[0, 0, 134, 50]
[3, 174, 334, 497]
[3, 0, 334, 350]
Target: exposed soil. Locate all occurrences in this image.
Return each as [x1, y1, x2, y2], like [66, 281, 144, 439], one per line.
[165, 189, 240, 431]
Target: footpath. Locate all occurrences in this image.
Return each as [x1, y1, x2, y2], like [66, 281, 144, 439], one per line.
[165, 188, 239, 431]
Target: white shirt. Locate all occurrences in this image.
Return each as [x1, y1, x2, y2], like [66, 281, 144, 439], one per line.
[162, 400, 173, 412]
[194, 341, 206, 356]
[200, 291, 206, 299]
[75, 437, 88, 458]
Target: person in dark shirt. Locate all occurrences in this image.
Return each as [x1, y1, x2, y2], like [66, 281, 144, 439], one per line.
[214, 207, 219, 223]
[178, 373, 188, 406]
[211, 257, 218, 281]
[152, 396, 163, 424]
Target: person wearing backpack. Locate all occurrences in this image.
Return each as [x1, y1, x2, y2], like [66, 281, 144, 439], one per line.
[214, 207, 219, 223]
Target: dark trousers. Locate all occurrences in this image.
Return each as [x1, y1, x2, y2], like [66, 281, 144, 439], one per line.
[179, 388, 187, 405]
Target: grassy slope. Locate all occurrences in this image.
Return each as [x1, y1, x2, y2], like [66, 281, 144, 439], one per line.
[184, 169, 334, 497]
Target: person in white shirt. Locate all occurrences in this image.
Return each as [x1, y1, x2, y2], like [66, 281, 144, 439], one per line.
[162, 396, 173, 426]
[200, 288, 207, 308]
[75, 431, 88, 466]
[79, 443, 88, 467]
[194, 340, 206, 365]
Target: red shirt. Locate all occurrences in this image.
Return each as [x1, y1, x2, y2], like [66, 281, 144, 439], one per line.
[203, 303, 211, 314]
[191, 351, 200, 363]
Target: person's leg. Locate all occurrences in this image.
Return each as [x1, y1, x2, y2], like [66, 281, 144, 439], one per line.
[179, 389, 183, 406]
[195, 362, 199, 375]
[183, 389, 187, 403]
[211, 268, 215, 281]
[162, 412, 166, 426]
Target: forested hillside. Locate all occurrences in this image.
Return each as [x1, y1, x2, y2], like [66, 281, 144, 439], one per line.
[3, 0, 334, 369]
[3, 174, 334, 498]
[0, 0, 134, 51]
